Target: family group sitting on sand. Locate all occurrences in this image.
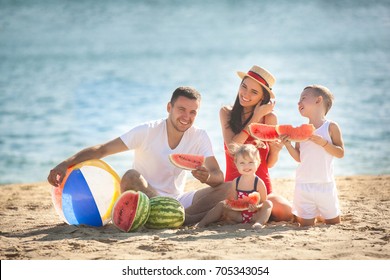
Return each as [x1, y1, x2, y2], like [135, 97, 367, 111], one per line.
[47, 65, 345, 228]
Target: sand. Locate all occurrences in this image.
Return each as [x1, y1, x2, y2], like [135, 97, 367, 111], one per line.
[1, 175, 389, 260]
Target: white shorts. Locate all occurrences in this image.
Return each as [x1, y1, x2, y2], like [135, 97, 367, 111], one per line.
[176, 190, 196, 209]
[292, 181, 341, 220]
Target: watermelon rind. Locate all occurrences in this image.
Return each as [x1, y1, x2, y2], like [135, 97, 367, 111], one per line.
[129, 191, 150, 232]
[145, 196, 185, 229]
[169, 154, 205, 170]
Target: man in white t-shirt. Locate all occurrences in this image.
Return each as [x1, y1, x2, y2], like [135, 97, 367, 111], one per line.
[48, 86, 228, 224]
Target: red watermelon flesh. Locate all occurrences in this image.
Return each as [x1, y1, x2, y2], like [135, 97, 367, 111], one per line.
[169, 154, 205, 170]
[111, 191, 139, 232]
[248, 123, 279, 141]
[276, 124, 315, 142]
[225, 192, 261, 211]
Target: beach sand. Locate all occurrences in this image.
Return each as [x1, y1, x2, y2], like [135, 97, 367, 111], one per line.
[1, 175, 389, 260]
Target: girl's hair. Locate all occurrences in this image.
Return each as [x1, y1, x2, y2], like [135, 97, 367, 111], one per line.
[228, 77, 271, 134]
[228, 142, 262, 164]
[304, 85, 334, 115]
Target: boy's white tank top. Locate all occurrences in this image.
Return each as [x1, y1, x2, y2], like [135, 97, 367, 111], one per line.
[296, 120, 334, 183]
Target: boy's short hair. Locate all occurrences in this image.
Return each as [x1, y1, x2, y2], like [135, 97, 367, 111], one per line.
[170, 86, 201, 105]
[305, 85, 334, 115]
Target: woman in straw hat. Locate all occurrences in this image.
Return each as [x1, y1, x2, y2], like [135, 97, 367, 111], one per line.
[219, 65, 292, 221]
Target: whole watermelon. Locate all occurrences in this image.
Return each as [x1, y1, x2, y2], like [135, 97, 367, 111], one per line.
[145, 196, 185, 229]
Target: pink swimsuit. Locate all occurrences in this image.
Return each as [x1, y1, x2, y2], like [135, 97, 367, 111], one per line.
[236, 176, 259, 223]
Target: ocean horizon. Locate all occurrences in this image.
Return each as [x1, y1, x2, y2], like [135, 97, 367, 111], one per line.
[1, 0, 389, 184]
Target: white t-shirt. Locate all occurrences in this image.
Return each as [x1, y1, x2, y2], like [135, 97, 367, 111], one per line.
[296, 120, 334, 184]
[120, 119, 214, 197]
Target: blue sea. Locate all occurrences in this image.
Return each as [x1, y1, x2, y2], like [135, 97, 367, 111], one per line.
[0, 0, 389, 184]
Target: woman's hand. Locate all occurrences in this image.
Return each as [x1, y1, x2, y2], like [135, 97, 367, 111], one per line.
[252, 100, 275, 122]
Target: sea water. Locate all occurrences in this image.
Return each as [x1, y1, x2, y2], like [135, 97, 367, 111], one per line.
[0, 0, 389, 184]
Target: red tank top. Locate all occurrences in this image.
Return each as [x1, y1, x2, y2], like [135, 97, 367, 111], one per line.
[224, 136, 272, 194]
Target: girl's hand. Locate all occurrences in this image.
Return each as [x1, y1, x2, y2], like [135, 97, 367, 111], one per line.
[223, 201, 232, 210]
[248, 203, 258, 212]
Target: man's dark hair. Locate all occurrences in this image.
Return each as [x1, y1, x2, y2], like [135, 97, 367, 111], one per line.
[170, 86, 201, 105]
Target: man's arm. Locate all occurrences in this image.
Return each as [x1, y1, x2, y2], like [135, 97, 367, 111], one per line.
[47, 137, 128, 187]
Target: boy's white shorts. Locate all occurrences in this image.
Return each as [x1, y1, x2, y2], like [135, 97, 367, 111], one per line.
[292, 181, 341, 220]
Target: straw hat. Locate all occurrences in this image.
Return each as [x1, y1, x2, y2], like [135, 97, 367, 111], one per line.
[237, 65, 276, 98]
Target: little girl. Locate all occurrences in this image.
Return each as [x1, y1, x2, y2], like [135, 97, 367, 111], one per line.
[195, 143, 273, 229]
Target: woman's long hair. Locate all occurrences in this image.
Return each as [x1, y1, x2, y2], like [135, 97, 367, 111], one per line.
[228, 78, 271, 134]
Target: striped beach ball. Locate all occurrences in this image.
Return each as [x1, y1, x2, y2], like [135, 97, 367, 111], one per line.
[51, 159, 120, 227]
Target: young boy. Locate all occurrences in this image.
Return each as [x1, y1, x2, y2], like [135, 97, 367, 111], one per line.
[280, 85, 345, 226]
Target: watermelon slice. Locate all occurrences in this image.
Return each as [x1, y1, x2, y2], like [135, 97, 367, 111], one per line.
[276, 124, 315, 142]
[225, 192, 261, 211]
[249, 123, 315, 142]
[248, 123, 279, 141]
[169, 154, 205, 170]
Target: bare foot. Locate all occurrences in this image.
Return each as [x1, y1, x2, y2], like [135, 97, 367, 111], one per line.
[252, 223, 265, 230]
[194, 223, 205, 228]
